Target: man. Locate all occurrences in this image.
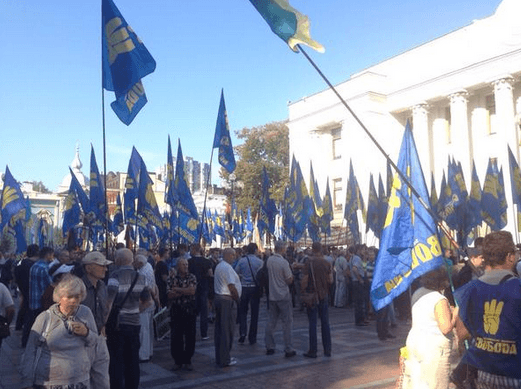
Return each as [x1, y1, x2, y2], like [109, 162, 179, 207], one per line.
[455, 231, 521, 388]
[106, 248, 152, 389]
[301, 242, 333, 358]
[235, 243, 263, 345]
[265, 240, 296, 358]
[213, 247, 241, 367]
[350, 245, 368, 326]
[25, 246, 54, 347]
[14, 244, 38, 335]
[82, 251, 112, 389]
[333, 249, 349, 308]
[155, 247, 170, 308]
[188, 243, 213, 340]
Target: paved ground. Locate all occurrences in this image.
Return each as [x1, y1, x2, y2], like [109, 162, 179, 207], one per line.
[1, 300, 411, 389]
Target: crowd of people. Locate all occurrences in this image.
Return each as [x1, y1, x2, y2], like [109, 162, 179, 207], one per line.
[0, 232, 519, 388]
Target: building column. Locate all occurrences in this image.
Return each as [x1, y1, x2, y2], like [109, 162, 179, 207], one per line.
[449, 90, 471, 184]
[412, 103, 431, 177]
[493, 76, 517, 233]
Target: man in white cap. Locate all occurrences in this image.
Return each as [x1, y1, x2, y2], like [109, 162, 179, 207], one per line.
[82, 251, 112, 389]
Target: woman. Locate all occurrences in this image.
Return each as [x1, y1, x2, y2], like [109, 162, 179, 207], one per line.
[20, 274, 99, 389]
[168, 258, 197, 371]
[403, 265, 458, 389]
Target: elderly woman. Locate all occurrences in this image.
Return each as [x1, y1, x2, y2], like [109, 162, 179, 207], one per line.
[168, 257, 197, 371]
[403, 265, 459, 389]
[20, 274, 99, 389]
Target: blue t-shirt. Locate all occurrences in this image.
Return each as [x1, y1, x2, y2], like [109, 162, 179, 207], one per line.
[456, 273, 521, 378]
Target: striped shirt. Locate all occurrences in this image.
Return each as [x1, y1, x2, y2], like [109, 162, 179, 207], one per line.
[107, 265, 150, 327]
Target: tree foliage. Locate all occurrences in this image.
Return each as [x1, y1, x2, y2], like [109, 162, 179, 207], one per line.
[221, 121, 289, 214]
[31, 181, 51, 194]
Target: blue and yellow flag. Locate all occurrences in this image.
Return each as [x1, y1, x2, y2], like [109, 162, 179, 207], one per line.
[213, 210, 226, 238]
[377, 174, 387, 234]
[102, 0, 156, 125]
[177, 212, 199, 244]
[365, 174, 380, 238]
[165, 135, 175, 205]
[62, 177, 82, 237]
[89, 145, 107, 226]
[213, 90, 236, 174]
[69, 168, 90, 217]
[283, 156, 312, 241]
[371, 121, 444, 311]
[123, 147, 143, 224]
[481, 158, 507, 231]
[320, 178, 333, 235]
[463, 162, 482, 239]
[111, 193, 124, 235]
[0, 166, 27, 231]
[508, 146, 521, 231]
[137, 158, 162, 230]
[344, 160, 364, 243]
[248, 0, 324, 53]
[13, 219, 27, 254]
[258, 166, 277, 237]
[173, 140, 199, 220]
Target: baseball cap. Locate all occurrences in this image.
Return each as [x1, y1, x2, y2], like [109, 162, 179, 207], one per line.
[82, 251, 113, 266]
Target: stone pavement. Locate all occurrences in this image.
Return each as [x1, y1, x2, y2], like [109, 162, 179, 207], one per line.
[1, 300, 410, 389]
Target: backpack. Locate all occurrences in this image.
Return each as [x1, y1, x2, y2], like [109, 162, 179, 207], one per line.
[256, 258, 269, 297]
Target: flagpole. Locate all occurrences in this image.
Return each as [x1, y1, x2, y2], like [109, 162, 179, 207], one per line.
[101, 4, 110, 259]
[198, 148, 216, 242]
[297, 45, 457, 249]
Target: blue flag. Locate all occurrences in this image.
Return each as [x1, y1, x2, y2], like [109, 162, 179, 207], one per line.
[508, 146, 521, 231]
[173, 140, 199, 219]
[102, 0, 156, 125]
[89, 146, 107, 226]
[165, 135, 175, 205]
[111, 193, 124, 235]
[177, 212, 199, 244]
[377, 174, 387, 236]
[371, 121, 444, 311]
[439, 156, 467, 231]
[463, 162, 482, 239]
[69, 168, 90, 218]
[320, 179, 333, 235]
[481, 158, 507, 231]
[124, 147, 143, 224]
[137, 158, 163, 230]
[213, 210, 226, 238]
[213, 90, 236, 174]
[13, 219, 27, 254]
[366, 174, 380, 237]
[258, 166, 277, 237]
[0, 166, 28, 231]
[62, 177, 82, 237]
[283, 156, 312, 241]
[247, 0, 324, 53]
[344, 160, 364, 243]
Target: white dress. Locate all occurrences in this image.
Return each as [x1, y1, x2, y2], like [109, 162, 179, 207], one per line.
[403, 287, 452, 389]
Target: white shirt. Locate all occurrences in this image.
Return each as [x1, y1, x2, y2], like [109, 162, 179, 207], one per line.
[214, 261, 242, 298]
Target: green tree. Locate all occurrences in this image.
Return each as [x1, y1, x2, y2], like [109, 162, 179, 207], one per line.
[221, 121, 290, 215]
[31, 181, 51, 193]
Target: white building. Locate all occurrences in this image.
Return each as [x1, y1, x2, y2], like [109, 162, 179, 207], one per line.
[287, 0, 521, 239]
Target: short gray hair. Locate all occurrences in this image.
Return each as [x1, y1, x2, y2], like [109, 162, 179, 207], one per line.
[115, 248, 134, 266]
[274, 240, 287, 254]
[53, 274, 87, 302]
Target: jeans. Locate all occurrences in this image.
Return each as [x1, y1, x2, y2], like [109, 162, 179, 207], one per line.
[107, 324, 141, 389]
[306, 298, 331, 354]
[238, 286, 260, 344]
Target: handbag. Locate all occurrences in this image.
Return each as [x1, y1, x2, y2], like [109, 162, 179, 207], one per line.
[301, 261, 319, 308]
[0, 315, 9, 339]
[106, 272, 139, 332]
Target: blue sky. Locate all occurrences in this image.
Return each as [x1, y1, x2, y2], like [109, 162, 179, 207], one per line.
[0, 0, 502, 191]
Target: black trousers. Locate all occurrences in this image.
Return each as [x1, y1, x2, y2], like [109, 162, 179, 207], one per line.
[107, 324, 141, 389]
[170, 308, 196, 366]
